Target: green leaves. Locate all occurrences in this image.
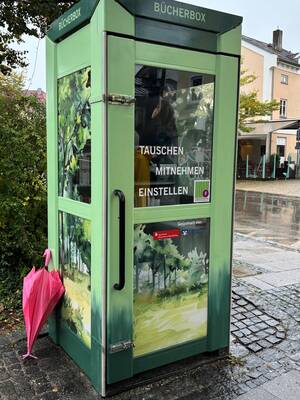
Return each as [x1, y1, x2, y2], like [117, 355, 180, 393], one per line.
[239, 67, 279, 132]
[0, 1, 79, 74]
[0, 72, 47, 317]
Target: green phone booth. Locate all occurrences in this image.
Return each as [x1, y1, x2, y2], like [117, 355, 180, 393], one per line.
[46, 0, 242, 396]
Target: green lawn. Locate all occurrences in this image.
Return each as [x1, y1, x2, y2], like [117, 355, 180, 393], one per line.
[134, 290, 208, 357]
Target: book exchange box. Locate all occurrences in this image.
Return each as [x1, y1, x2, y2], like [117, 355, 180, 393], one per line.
[46, 0, 242, 396]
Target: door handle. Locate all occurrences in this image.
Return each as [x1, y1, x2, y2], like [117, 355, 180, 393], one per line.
[113, 190, 126, 291]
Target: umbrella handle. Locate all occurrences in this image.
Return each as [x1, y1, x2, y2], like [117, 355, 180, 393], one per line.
[42, 248, 52, 268]
[22, 353, 38, 360]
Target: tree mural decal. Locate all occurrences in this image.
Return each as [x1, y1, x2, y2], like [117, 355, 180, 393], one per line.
[58, 67, 91, 203]
[133, 220, 209, 357]
[59, 213, 91, 349]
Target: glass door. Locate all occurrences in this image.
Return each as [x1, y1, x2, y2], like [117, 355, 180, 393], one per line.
[106, 36, 239, 384]
[133, 64, 214, 358]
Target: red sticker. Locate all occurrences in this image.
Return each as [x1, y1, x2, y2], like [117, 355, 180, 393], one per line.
[152, 229, 180, 240]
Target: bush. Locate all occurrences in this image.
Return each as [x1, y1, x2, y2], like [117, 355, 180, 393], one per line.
[0, 73, 47, 317]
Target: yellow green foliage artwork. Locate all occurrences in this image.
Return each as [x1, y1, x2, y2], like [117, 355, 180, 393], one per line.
[58, 67, 91, 203]
[59, 213, 91, 349]
[133, 219, 209, 357]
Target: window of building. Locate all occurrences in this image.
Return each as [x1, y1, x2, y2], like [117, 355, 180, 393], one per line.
[276, 137, 286, 158]
[260, 145, 266, 156]
[281, 74, 288, 85]
[277, 145, 285, 157]
[279, 99, 287, 118]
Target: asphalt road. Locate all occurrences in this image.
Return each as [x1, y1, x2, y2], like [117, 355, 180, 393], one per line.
[235, 190, 300, 250]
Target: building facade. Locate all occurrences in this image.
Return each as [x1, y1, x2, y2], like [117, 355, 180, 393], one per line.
[239, 30, 300, 174]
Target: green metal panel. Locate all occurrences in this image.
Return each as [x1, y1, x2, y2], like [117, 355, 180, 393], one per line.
[58, 198, 92, 219]
[46, 37, 60, 343]
[136, 41, 216, 72]
[47, 15, 102, 391]
[103, 0, 134, 36]
[218, 25, 242, 56]
[116, 0, 242, 34]
[89, 4, 104, 393]
[47, 0, 100, 42]
[106, 36, 135, 384]
[134, 338, 207, 374]
[207, 54, 239, 351]
[57, 25, 91, 78]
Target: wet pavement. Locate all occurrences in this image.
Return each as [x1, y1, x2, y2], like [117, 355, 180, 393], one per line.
[235, 190, 300, 249]
[1, 267, 299, 400]
[1, 190, 300, 399]
[1, 234, 300, 400]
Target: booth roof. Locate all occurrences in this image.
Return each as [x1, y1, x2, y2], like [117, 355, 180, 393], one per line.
[47, 0, 242, 43]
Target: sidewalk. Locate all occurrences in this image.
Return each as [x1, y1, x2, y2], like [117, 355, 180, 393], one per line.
[0, 236, 300, 400]
[236, 179, 300, 198]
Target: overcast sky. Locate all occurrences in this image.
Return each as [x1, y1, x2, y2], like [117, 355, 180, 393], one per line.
[20, 0, 299, 90]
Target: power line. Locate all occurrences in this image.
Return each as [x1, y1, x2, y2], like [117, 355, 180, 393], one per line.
[26, 35, 41, 93]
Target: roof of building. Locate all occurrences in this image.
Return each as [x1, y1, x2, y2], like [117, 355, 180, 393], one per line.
[238, 119, 300, 137]
[242, 35, 299, 67]
[24, 88, 46, 103]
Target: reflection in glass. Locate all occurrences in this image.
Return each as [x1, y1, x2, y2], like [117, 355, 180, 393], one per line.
[135, 66, 214, 208]
[58, 67, 91, 203]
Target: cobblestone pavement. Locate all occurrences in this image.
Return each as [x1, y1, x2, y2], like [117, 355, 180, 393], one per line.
[1, 273, 299, 400]
[1, 233, 300, 399]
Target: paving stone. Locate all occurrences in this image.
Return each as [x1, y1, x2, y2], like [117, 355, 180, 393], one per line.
[266, 319, 279, 327]
[239, 337, 252, 346]
[0, 380, 17, 396]
[265, 336, 282, 345]
[248, 343, 262, 353]
[256, 331, 269, 339]
[235, 322, 247, 329]
[249, 325, 260, 333]
[234, 331, 245, 338]
[257, 340, 273, 349]
[0, 367, 9, 382]
[235, 314, 246, 321]
[265, 328, 276, 335]
[247, 369, 263, 379]
[230, 343, 249, 358]
[262, 370, 300, 400]
[237, 299, 248, 306]
[252, 310, 263, 316]
[240, 328, 252, 336]
[256, 322, 269, 331]
[251, 317, 261, 324]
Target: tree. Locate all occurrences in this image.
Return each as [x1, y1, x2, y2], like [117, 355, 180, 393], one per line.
[0, 1, 78, 74]
[0, 72, 47, 315]
[239, 67, 279, 132]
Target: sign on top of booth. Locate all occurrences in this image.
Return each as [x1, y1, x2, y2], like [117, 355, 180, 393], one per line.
[47, 0, 243, 43]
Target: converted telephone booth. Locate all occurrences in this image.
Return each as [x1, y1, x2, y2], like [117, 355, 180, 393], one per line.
[46, 0, 242, 396]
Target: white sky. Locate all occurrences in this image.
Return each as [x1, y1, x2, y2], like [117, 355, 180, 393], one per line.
[19, 0, 300, 90]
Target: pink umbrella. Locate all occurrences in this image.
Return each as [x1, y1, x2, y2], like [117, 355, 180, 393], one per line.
[22, 249, 65, 359]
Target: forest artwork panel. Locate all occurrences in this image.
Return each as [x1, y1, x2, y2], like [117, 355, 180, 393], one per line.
[58, 67, 91, 203]
[59, 212, 91, 349]
[133, 218, 209, 357]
